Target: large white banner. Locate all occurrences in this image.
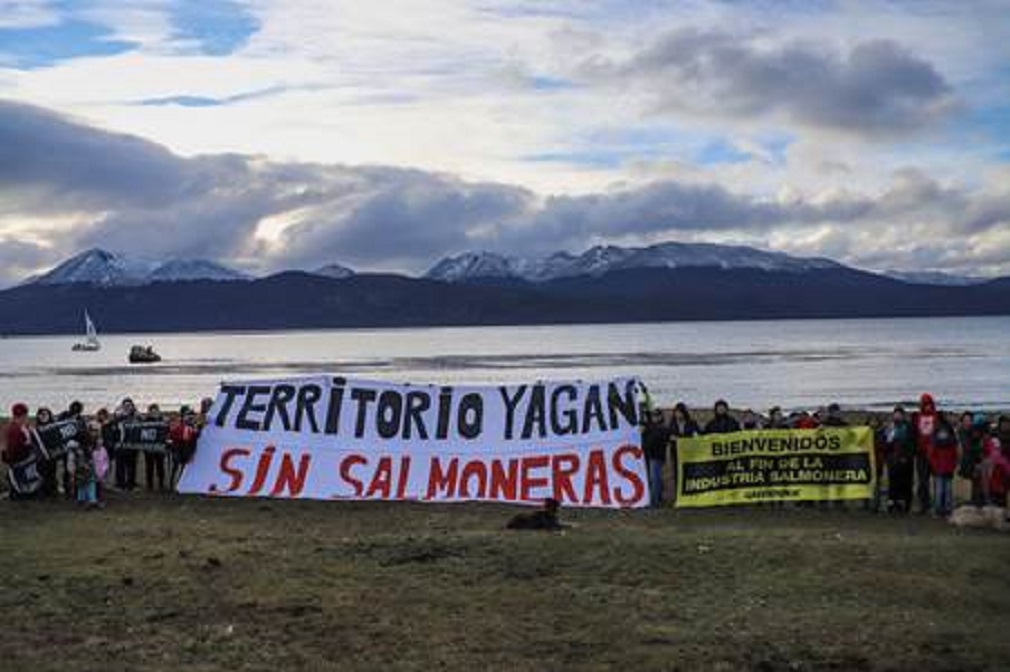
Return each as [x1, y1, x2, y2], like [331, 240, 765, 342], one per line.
[178, 375, 648, 508]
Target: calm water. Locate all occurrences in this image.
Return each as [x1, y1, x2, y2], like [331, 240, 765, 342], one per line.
[1, 317, 1009, 414]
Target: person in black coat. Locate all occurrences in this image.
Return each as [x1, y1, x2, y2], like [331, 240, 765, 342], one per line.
[704, 399, 741, 435]
[641, 408, 671, 507]
[669, 403, 701, 503]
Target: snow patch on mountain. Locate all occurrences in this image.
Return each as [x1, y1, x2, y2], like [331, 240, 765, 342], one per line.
[884, 270, 988, 286]
[425, 242, 841, 283]
[147, 259, 250, 283]
[32, 249, 250, 286]
[312, 263, 356, 279]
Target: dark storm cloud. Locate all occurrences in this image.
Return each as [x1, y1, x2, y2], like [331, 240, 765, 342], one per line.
[275, 168, 534, 269]
[0, 239, 59, 285]
[0, 100, 191, 210]
[593, 29, 956, 136]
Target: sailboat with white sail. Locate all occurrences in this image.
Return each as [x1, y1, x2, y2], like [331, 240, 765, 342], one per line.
[72, 311, 101, 352]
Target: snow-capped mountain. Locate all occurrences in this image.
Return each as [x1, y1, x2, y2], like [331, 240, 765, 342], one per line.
[884, 270, 988, 287]
[146, 259, 250, 283]
[312, 263, 356, 280]
[425, 252, 526, 282]
[425, 242, 842, 283]
[32, 249, 250, 286]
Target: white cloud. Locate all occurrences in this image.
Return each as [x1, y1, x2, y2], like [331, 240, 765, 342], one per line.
[0, 0, 1007, 282]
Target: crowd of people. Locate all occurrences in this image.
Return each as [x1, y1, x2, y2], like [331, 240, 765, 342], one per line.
[2, 397, 211, 506]
[4, 392, 1010, 517]
[640, 394, 1010, 515]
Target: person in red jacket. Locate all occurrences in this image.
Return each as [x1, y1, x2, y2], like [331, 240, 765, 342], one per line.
[168, 406, 199, 489]
[927, 413, 958, 516]
[3, 403, 32, 464]
[982, 435, 1009, 507]
[4, 403, 33, 499]
[911, 393, 938, 514]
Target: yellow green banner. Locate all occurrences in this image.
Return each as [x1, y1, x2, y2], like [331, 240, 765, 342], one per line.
[675, 427, 875, 507]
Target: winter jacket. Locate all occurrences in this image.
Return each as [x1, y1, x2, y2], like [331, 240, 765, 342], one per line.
[912, 393, 938, 456]
[670, 419, 701, 440]
[928, 422, 959, 476]
[704, 415, 741, 435]
[958, 427, 985, 479]
[3, 422, 32, 464]
[884, 421, 917, 467]
[641, 422, 671, 462]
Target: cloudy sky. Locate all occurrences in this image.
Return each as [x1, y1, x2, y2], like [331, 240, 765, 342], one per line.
[1, 0, 1008, 285]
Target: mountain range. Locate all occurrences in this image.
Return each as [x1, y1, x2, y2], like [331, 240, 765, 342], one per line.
[21, 243, 991, 289]
[1, 242, 1007, 335]
[425, 243, 840, 283]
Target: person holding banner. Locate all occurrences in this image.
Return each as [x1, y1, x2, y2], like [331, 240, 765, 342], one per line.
[93, 408, 116, 504]
[168, 406, 199, 489]
[143, 404, 168, 491]
[114, 398, 139, 490]
[767, 407, 789, 430]
[3, 403, 34, 499]
[34, 406, 59, 497]
[704, 400, 740, 434]
[642, 408, 671, 507]
[669, 403, 700, 504]
[57, 401, 84, 499]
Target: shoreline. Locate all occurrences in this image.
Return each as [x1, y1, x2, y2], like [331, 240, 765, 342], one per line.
[4, 313, 1010, 340]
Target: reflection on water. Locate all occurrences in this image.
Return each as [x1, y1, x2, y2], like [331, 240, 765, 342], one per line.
[1, 316, 1009, 412]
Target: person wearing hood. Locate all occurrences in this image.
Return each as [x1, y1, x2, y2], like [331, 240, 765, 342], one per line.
[704, 400, 740, 435]
[911, 394, 938, 514]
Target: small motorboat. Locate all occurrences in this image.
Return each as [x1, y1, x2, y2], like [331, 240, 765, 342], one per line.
[72, 310, 101, 352]
[129, 345, 162, 364]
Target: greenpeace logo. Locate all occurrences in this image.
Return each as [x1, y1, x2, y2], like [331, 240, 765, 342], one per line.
[743, 488, 800, 499]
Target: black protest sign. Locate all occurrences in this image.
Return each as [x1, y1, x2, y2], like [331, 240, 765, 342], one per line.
[32, 418, 88, 459]
[119, 420, 170, 453]
[8, 455, 43, 495]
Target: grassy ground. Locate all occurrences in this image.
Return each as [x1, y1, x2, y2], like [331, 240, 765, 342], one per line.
[0, 495, 1008, 671]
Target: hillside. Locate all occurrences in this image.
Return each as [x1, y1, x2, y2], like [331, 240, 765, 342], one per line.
[2, 266, 1010, 335]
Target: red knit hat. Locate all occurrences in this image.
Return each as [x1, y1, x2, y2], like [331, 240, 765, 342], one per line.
[11, 403, 28, 418]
